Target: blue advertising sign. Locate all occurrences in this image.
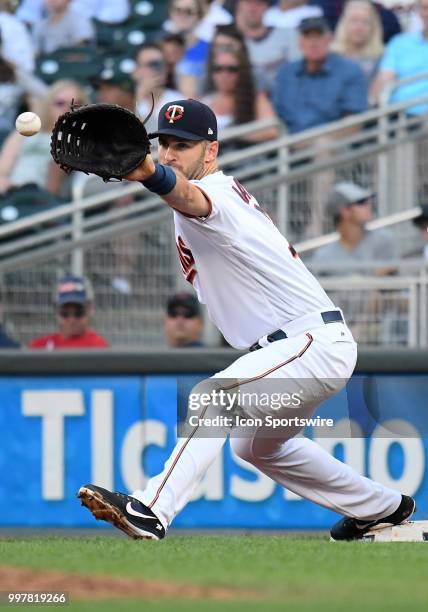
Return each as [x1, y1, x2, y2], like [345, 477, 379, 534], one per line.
[0, 374, 426, 529]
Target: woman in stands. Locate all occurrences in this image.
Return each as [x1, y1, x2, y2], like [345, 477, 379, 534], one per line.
[332, 0, 384, 92]
[163, 0, 211, 97]
[201, 45, 279, 142]
[181, 23, 248, 97]
[0, 78, 88, 196]
[133, 43, 183, 137]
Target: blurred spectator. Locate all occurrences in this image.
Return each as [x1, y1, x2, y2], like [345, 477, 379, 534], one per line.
[96, 57, 135, 111]
[0, 56, 48, 146]
[273, 17, 368, 134]
[211, 22, 246, 54]
[33, 0, 95, 55]
[412, 204, 428, 259]
[163, 0, 211, 96]
[235, 0, 301, 93]
[164, 292, 204, 347]
[194, 0, 233, 42]
[0, 289, 19, 348]
[263, 0, 323, 29]
[372, 0, 428, 114]
[311, 181, 397, 275]
[17, 0, 130, 26]
[29, 275, 109, 349]
[332, 0, 384, 92]
[407, 1, 425, 32]
[163, 0, 208, 35]
[197, 24, 249, 95]
[202, 46, 279, 140]
[0, 79, 88, 195]
[308, 0, 401, 43]
[159, 33, 186, 90]
[68, 0, 129, 23]
[133, 43, 183, 136]
[0, 0, 35, 72]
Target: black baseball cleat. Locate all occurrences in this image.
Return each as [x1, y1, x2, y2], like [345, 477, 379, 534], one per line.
[77, 484, 166, 540]
[330, 495, 416, 541]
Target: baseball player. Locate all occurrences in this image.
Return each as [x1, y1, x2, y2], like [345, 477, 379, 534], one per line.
[78, 99, 415, 541]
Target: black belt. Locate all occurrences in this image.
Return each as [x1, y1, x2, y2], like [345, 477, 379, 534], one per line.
[249, 310, 344, 352]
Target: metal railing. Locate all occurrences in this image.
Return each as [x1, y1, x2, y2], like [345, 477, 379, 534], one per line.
[380, 69, 428, 106]
[2, 261, 427, 349]
[320, 273, 423, 348]
[1, 93, 428, 269]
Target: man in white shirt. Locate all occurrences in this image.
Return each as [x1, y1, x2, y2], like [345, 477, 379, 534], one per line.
[17, 0, 129, 26]
[235, 0, 301, 92]
[32, 0, 95, 55]
[78, 99, 415, 542]
[195, 0, 233, 42]
[0, 9, 35, 72]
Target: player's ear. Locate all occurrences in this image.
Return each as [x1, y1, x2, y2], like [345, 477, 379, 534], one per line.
[205, 140, 219, 162]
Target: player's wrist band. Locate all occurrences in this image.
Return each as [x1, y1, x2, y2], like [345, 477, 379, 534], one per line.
[141, 163, 176, 195]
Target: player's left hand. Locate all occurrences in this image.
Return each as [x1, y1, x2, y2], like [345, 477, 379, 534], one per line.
[50, 103, 152, 182]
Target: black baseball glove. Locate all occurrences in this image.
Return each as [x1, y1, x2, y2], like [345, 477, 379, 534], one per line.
[50, 102, 153, 182]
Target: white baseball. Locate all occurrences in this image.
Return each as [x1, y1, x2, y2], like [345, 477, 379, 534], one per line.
[15, 112, 42, 137]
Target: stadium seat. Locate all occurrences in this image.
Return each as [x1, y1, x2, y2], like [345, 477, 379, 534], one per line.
[0, 184, 65, 223]
[36, 47, 104, 85]
[94, 16, 164, 55]
[129, 0, 169, 28]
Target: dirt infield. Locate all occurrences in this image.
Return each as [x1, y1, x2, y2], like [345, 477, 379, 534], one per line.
[0, 566, 258, 601]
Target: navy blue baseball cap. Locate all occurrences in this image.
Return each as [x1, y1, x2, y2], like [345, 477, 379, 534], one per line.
[167, 292, 201, 317]
[149, 99, 218, 142]
[56, 275, 94, 305]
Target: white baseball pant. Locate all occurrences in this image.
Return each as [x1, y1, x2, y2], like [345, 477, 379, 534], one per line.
[132, 321, 401, 529]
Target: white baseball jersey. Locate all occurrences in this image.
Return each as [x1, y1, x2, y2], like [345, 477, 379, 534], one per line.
[174, 170, 334, 349]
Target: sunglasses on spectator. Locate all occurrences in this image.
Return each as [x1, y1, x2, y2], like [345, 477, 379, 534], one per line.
[349, 198, 371, 207]
[212, 65, 239, 74]
[59, 305, 87, 319]
[168, 309, 197, 319]
[172, 5, 198, 16]
[138, 60, 165, 71]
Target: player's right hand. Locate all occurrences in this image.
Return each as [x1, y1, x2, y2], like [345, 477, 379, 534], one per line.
[125, 153, 157, 182]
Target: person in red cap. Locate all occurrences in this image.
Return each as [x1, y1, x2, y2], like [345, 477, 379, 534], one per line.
[29, 274, 109, 350]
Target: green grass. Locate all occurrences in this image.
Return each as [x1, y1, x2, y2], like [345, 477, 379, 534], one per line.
[0, 535, 427, 611]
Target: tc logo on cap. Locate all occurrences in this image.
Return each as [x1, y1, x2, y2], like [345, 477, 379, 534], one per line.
[165, 104, 184, 124]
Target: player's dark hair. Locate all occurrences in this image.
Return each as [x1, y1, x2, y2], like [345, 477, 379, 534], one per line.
[205, 44, 256, 126]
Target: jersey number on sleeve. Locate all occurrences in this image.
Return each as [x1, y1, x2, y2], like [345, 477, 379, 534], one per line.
[176, 235, 197, 284]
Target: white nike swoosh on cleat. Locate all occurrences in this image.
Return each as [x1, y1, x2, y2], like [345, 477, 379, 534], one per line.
[355, 521, 376, 530]
[125, 502, 158, 520]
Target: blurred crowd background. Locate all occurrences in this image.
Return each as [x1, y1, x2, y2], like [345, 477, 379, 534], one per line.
[1, 0, 428, 350]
